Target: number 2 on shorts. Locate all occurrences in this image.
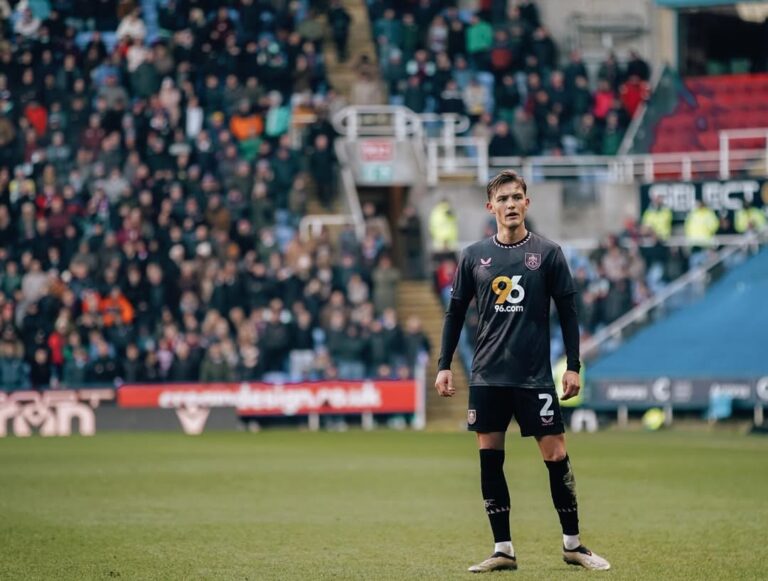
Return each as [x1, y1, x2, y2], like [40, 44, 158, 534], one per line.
[538, 393, 554, 416]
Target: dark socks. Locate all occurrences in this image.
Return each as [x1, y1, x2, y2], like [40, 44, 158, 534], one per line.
[479, 449, 511, 543]
[544, 455, 580, 536]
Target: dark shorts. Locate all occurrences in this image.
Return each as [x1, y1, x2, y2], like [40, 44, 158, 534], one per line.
[467, 386, 565, 437]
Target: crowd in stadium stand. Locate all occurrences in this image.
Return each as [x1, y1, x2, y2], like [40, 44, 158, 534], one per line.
[430, 194, 767, 366]
[431, 213, 681, 341]
[0, 0, 701, 391]
[0, 0, 437, 390]
[365, 0, 651, 156]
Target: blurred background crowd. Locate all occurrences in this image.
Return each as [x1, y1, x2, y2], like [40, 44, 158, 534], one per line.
[0, 0, 436, 389]
[362, 0, 650, 156]
[0, 0, 717, 391]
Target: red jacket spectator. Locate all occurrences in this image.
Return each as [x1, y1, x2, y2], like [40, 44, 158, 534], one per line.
[620, 75, 650, 118]
[593, 80, 614, 122]
[25, 102, 48, 137]
[435, 257, 457, 292]
[47, 328, 65, 367]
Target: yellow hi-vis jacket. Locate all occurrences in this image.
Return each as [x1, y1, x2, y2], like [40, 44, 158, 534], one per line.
[429, 201, 459, 251]
[684, 206, 719, 246]
[641, 206, 673, 240]
[734, 207, 767, 233]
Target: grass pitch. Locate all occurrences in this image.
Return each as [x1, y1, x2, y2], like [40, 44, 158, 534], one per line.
[1, 429, 767, 580]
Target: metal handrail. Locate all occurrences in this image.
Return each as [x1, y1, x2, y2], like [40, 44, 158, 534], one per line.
[298, 214, 358, 241]
[297, 139, 367, 242]
[330, 105, 768, 185]
[331, 105, 472, 143]
[426, 136, 488, 184]
[719, 128, 768, 179]
[419, 112, 471, 135]
[332, 105, 423, 141]
[487, 147, 768, 183]
[334, 138, 366, 240]
[618, 64, 666, 156]
[581, 230, 767, 359]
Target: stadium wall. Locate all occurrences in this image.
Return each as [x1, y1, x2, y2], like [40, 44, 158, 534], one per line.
[536, 0, 675, 71]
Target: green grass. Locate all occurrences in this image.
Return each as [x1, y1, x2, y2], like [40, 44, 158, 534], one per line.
[1, 429, 767, 580]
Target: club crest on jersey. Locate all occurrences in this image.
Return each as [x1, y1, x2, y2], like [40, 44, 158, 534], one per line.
[525, 253, 541, 270]
[480, 257, 492, 267]
[468, 409, 477, 425]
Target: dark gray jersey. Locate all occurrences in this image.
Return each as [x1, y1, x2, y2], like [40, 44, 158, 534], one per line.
[450, 232, 576, 388]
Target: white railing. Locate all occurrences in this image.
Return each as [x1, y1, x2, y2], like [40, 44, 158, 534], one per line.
[426, 137, 488, 184]
[298, 139, 367, 242]
[333, 106, 422, 141]
[486, 147, 768, 184]
[419, 112, 471, 136]
[330, 105, 768, 185]
[719, 128, 768, 178]
[332, 105, 472, 143]
[298, 213, 358, 241]
[335, 139, 366, 240]
[426, 125, 768, 185]
[581, 230, 766, 359]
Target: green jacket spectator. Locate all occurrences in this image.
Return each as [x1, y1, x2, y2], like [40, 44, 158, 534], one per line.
[466, 17, 493, 56]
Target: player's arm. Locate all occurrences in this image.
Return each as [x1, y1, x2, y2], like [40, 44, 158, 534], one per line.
[549, 247, 581, 400]
[435, 251, 474, 397]
[553, 291, 581, 400]
[435, 294, 472, 397]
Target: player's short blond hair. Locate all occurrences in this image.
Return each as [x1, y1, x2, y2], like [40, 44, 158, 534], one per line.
[486, 170, 527, 201]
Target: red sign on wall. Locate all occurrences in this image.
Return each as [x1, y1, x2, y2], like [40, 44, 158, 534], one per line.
[118, 380, 419, 416]
[359, 139, 394, 162]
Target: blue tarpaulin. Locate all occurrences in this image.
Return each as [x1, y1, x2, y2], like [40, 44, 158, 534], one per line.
[588, 246, 768, 380]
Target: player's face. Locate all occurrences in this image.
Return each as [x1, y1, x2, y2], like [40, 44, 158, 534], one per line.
[487, 182, 529, 230]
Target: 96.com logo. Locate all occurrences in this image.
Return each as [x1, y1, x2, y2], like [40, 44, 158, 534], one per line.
[491, 275, 525, 313]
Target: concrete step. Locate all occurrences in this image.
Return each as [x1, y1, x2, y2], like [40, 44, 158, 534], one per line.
[322, 0, 378, 99]
[396, 280, 469, 428]
[306, 201, 343, 215]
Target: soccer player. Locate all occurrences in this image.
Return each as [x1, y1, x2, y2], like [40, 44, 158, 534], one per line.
[434, 170, 610, 572]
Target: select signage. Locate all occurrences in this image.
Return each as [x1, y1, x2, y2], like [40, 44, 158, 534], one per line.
[640, 179, 768, 224]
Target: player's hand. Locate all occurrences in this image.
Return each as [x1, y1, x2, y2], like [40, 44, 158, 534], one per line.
[560, 370, 580, 401]
[435, 370, 455, 397]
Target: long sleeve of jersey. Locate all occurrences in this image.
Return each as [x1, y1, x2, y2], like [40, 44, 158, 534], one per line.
[553, 293, 581, 373]
[437, 295, 472, 371]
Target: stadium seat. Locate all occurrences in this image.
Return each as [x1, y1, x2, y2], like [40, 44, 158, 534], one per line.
[652, 73, 768, 152]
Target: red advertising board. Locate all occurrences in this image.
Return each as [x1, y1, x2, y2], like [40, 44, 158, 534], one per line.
[118, 380, 419, 416]
[359, 139, 394, 162]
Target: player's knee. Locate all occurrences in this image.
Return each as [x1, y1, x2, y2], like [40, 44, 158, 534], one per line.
[477, 432, 505, 449]
[541, 449, 567, 462]
[537, 435, 567, 462]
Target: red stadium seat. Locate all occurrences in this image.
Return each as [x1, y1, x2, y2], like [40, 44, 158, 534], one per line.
[652, 73, 768, 151]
